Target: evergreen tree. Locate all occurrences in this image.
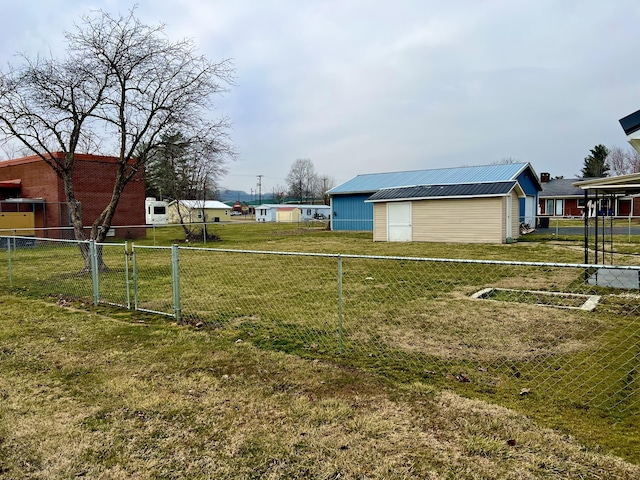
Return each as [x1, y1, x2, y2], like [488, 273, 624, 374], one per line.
[581, 145, 610, 178]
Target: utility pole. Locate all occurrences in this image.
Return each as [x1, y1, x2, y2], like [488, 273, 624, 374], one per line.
[257, 175, 263, 204]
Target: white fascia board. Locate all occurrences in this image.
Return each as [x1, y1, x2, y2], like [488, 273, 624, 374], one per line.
[365, 193, 511, 203]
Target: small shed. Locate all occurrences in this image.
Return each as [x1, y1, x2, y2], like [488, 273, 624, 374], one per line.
[366, 181, 524, 243]
[255, 204, 330, 222]
[276, 207, 302, 223]
[167, 200, 230, 224]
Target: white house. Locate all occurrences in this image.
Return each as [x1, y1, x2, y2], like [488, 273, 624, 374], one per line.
[254, 204, 331, 223]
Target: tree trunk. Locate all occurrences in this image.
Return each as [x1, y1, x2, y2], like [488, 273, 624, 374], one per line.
[60, 165, 97, 272]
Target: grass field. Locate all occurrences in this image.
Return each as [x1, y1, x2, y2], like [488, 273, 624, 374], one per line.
[1, 223, 640, 476]
[1, 295, 639, 479]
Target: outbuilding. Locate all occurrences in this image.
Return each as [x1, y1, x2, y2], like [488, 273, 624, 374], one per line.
[255, 204, 330, 222]
[328, 163, 541, 232]
[367, 181, 524, 243]
[167, 200, 231, 224]
[275, 207, 302, 223]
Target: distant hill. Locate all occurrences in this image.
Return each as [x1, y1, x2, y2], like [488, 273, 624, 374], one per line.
[218, 189, 276, 203]
[217, 190, 251, 202]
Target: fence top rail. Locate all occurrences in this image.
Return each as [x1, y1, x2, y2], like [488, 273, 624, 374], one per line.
[132, 244, 174, 250]
[0, 235, 127, 247]
[0, 235, 87, 245]
[157, 244, 640, 271]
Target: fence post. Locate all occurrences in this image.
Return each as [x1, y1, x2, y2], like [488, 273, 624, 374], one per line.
[337, 254, 343, 354]
[132, 245, 139, 311]
[124, 241, 131, 310]
[89, 240, 99, 306]
[7, 236, 13, 287]
[171, 244, 182, 323]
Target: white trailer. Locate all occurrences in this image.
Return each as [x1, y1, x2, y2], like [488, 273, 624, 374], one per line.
[145, 197, 169, 225]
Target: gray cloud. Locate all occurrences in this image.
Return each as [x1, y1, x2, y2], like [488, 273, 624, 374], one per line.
[2, 0, 640, 192]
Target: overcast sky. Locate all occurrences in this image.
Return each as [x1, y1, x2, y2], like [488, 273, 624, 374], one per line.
[2, 1, 640, 194]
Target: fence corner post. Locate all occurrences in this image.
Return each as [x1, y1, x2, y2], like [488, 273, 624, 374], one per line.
[171, 243, 182, 323]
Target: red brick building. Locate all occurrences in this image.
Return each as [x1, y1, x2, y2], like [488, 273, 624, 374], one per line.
[0, 152, 145, 239]
[539, 173, 640, 218]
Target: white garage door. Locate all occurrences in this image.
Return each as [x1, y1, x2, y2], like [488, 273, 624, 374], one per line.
[388, 202, 412, 242]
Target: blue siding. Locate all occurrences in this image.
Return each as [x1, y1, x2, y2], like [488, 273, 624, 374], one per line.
[516, 170, 540, 196]
[516, 170, 540, 222]
[332, 194, 374, 231]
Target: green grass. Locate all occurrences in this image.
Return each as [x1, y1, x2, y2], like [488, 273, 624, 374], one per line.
[1, 224, 640, 468]
[1, 295, 639, 478]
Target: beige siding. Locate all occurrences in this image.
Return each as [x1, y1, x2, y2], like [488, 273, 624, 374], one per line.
[511, 191, 520, 240]
[276, 208, 302, 223]
[411, 197, 504, 243]
[167, 203, 187, 224]
[373, 203, 387, 241]
[167, 205, 230, 224]
[203, 208, 230, 222]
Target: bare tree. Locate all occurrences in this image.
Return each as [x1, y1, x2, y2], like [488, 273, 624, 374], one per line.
[145, 131, 231, 202]
[0, 8, 234, 258]
[272, 184, 287, 203]
[145, 130, 232, 239]
[318, 174, 335, 205]
[607, 145, 640, 176]
[286, 158, 319, 203]
[492, 157, 520, 165]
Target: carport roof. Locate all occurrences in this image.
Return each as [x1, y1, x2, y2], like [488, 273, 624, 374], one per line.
[365, 181, 522, 202]
[572, 172, 640, 195]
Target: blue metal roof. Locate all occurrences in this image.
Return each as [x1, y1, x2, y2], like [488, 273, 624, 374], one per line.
[366, 181, 518, 202]
[328, 163, 535, 195]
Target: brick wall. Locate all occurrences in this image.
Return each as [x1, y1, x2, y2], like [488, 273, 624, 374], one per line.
[0, 153, 146, 239]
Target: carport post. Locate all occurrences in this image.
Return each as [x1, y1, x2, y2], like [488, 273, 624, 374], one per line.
[584, 189, 589, 283]
[171, 244, 182, 323]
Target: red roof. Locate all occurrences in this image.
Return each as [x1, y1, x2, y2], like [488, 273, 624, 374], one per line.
[0, 179, 21, 189]
[0, 152, 133, 168]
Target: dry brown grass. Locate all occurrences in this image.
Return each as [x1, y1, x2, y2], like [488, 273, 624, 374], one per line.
[346, 295, 600, 363]
[1, 295, 639, 479]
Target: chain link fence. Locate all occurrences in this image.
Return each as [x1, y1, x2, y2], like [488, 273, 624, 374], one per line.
[1, 235, 129, 307]
[1, 235, 639, 414]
